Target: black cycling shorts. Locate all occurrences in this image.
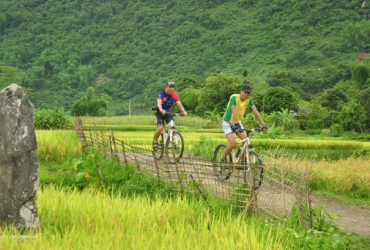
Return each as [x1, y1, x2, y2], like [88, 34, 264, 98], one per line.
[156, 112, 175, 126]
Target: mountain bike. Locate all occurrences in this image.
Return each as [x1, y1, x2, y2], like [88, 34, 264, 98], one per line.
[213, 128, 264, 190]
[153, 112, 185, 164]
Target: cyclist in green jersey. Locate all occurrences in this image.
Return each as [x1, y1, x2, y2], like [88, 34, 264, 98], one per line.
[220, 84, 268, 163]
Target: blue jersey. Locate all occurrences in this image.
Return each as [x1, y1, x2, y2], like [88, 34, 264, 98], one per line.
[157, 90, 179, 112]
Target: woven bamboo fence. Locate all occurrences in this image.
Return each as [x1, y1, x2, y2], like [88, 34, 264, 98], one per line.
[73, 116, 314, 229]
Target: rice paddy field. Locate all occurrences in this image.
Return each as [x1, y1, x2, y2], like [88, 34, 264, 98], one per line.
[4, 121, 368, 249]
[35, 122, 370, 202]
[0, 187, 291, 249]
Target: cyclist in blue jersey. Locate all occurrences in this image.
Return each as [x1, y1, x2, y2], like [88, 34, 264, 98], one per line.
[153, 81, 187, 151]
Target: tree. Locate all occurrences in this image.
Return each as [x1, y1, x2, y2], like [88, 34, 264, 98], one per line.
[179, 87, 202, 114]
[177, 76, 203, 92]
[0, 66, 22, 89]
[277, 108, 295, 130]
[261, 87, 298, 114]
[340, 101, 367, 133]
[267, 71, 311, 101]
[297, 101, 312, 126]
[241, 70, 249, 84]
[318, 88, 351, 111]
[357, 87, 370, 129]
[71, 87, 111, 116]
[350, 63, 370, 90]
[196, 73, 241, 116]
[323, 110, 341, 128]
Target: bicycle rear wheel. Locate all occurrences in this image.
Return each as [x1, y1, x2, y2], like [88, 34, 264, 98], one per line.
[153, 134, 164, 160]
[213, 144, 233, 181]
[165, 131, 184, 164]
[243, 151, 264, 190]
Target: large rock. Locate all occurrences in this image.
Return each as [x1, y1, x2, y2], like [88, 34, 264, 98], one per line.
[0, 84, 40, 230]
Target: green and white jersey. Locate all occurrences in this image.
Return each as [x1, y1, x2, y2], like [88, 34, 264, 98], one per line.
[223, 94, 255, 124]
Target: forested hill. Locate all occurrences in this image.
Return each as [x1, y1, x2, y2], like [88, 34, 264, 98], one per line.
[0, 0, 369, 113]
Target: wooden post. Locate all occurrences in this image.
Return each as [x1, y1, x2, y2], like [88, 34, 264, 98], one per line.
[307, 160, 314, 230]
[152, 151, 161, 188]
[95, 165, 104, 183]
[111, 131, 119, 162]
[93, 118, 100, 152]
[240, 195, 255, 218]
[189, 155, 207, 194]
[121, 141, 128, 171]
[189, 174, 212, 209]
[109, 134, 113, 158]
[293, 183, 303, 226]
[246, 143, 258, 218]
[281, 154, 287, 216]
[89, 129, 94, 148]
[171, 142, 184, 193]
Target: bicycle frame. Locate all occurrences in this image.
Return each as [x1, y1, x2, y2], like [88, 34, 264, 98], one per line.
[232, 133, 255, 165]
[161, 119, 177, 149]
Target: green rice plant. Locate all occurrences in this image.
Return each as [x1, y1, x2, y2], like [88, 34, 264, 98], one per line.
[36, 130, 83, 162]
[0, 186, 291, 249]
[250, 139, 364, 151]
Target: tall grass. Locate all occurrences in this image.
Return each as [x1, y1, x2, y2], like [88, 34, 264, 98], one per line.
[311, 156, 370, 199]
[0, 186, 290, 249]
[36, 130, 83, 162]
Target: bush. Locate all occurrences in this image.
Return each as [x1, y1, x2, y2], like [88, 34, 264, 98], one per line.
[307, 119, 323, 129]
[304, 129, 322, 135]
[306, 120, 316, 129]
[34, 107, 71, 130]
[315, 119, 323, 129]
[189, 135, 219, 160]
[329, 124, 344, 137]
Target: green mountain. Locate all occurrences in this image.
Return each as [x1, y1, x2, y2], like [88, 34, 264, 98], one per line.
[0, 0, 369, 114]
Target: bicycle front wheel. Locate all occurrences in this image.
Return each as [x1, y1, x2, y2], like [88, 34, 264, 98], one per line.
[213, 144, 233, 181]
[165, 131, 184, 164]
[153, 134, 164, 160]
[243, 151, 263, 190]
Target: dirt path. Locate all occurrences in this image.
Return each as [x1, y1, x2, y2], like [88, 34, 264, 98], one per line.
[311, 195, 370, 237]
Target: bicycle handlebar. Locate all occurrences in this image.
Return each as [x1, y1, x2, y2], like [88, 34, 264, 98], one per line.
[165, 112, 185, 117]
[236, 128, 264, 133]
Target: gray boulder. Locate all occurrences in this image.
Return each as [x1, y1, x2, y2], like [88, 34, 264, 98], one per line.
[0, 84, 40, 230]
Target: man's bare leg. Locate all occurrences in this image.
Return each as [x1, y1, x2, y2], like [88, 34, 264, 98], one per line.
[236, 131, 247, 163]
[154, 125, 164, 143]
[221, 133, 236, 161]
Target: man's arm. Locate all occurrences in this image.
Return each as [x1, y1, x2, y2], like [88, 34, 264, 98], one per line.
[230, 105, 237, 124]
[230, 105, 239, 132]
[157, 98, 166, 115]
[176, 101, 187, 116]
[251, 105, 267, 130]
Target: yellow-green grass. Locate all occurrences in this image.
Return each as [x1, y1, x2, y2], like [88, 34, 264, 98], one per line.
[311, 156, 370, 199]
[36, 130, 83, 162]
[0, 187, 289, 249]
[78, 115, 219, 128]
